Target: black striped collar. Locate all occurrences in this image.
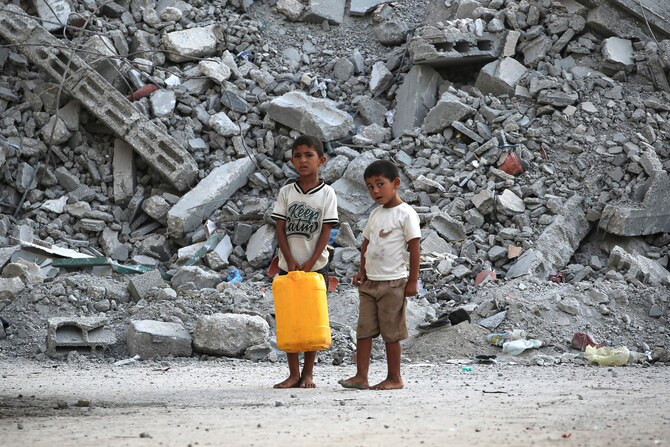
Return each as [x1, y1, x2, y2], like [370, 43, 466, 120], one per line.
[292, 181, 326, 195]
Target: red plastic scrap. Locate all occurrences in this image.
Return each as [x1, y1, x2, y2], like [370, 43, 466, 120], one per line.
[571, 332, 599, 351]
[561, 433, 572, 439]
[550, 272, 564, 283]
[127, 84, 159, 101]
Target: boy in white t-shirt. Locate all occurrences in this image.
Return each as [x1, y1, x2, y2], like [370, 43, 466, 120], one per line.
[339, 160, 421, 390]
[271, 135, 339, 388]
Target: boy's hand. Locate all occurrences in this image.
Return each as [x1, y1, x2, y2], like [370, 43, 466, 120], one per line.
[404, 279, 419, 298]
[353, 271, 366, 287]
[286, 259, 300, 272]
[299, 259, 317, 273]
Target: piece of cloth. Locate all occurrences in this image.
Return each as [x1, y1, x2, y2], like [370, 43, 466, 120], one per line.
[362, 202, 421, 281]
[271, 181, 339, 272]
[356, 278, 408, 342]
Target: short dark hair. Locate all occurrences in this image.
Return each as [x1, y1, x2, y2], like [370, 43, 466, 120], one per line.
[364, 159, 399, 181]
[292, 135, 324, 156]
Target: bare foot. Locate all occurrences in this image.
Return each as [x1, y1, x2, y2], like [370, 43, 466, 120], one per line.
[370, 378, 404, 390]
[273, 376, 301, 389]
[298, 376, 316, 388]
[338, 376, 369, 390]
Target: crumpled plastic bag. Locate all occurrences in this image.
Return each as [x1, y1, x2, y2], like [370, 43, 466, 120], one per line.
[584, 345, 630, 366]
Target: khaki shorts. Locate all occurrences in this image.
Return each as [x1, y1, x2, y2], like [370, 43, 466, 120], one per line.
[356, 278, 408, 343]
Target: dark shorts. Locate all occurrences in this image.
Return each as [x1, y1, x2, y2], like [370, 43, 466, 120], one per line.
[357, 278, 408, 343]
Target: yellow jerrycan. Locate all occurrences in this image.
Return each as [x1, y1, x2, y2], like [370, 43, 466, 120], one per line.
[272, 271, 331, 353]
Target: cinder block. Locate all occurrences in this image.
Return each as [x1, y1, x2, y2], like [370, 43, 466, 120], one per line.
[46, 317, 116, 357]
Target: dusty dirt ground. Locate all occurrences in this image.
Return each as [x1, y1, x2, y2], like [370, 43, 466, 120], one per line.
[1, 358, 668, 446]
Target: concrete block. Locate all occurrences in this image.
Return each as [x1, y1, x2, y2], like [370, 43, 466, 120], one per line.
[429, 213, 466, 242]
[128, 269, 164, 302]
[168, 157, 256, 237]
[267, 91, 354, 142]
[475, 57, 527, 97]
[127, 320, 192, 359]
[370, 61, 394, 96]
[392, 65, 442, 138]
[171, 266, 222, 289]
[46, 316, 116, 357]
[608, 246, 670, 286]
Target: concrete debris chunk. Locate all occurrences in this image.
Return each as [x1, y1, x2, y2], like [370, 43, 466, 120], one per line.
[34, 0, 73, 31]
[600, 37, 634, 75]
[350, 0, 387, 16]
[246, 224, 277, 268]
[608, 246, 670, 286]
[168, 158, 255, 237]
[423, 93, 476, 134]
[128, 270, 164, 302]
[277, 0, 304, 21]
[127, 320, 192, 359]
[475, 57, 527, 97]
[193, 313, 270, 357]
[0, 277, 25, 300]
[161, 25, 220, 63]
[171, 266, 222, 290]
[392, 65, 442, 138]
[268, 91, 354, 141]
[302, 0, 346, 25]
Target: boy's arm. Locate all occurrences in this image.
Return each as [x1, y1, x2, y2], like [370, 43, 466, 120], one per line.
[276, 219, 298, 271]
[299, 223, 333, 272]
[353, 238, 369, 286]
[404, 237, 421, 297]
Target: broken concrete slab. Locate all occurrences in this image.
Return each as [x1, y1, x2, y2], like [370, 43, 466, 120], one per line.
[507, 195, 590, 280]
[167, 157, 256, 237]
[267, 91, 354, 141]
[475, 57, 527, 97]
[392, 65, 442, 138]
[277, 0, 304, 21]
[127, 320, 192, 359]
[193, 313, 270, 357]
[46, 316, 116, 357]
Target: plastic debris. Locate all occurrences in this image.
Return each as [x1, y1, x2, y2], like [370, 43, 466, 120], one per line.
[584, 345, 630, 366]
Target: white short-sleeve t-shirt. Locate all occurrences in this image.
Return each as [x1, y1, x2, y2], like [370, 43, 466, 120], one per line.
[363, 202, 421, 281]
[271, 181, 339, 272]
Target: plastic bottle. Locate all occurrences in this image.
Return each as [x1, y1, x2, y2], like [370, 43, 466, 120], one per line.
[487, 333, 508, 347]
[508, 329, 527, 341]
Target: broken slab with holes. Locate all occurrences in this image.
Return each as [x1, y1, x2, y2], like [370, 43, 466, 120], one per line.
[46, 316, 116, 357]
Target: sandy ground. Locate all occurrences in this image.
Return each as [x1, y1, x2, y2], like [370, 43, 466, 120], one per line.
[1, 358, 668, 447]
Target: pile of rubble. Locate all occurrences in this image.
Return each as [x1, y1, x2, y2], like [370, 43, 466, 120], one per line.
[0, 0, 669, 365]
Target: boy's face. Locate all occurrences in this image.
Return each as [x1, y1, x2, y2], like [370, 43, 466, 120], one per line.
[291, 144, 325, 177]
[365, 174, 400, 207]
